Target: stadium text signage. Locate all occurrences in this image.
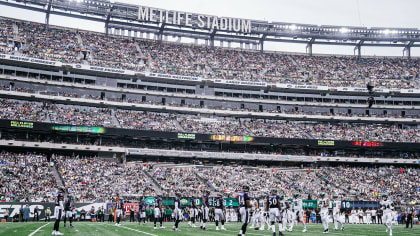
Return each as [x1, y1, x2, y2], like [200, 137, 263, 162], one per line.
[10, 121, 33, 129]
[0, 53, 62, 67]
[352, 141, 383, 147]
[210, 135, 254, 142]
[215, 79, 267, 87]
[138, 6, 251, 33]
[177, 133, 196, 140]
[52, 125, 106, 134]
[146, 72, 203, 82]
[72, 64, 135, 75]
[317, 140, 335, 146]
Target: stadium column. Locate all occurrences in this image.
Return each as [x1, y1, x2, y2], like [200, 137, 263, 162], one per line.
[354, 40, 364, 60]
[260, 34, 266, 54]
[404, 41, 413, 59]
[45, 0, 52, 28]
[306, 38, 315, 57]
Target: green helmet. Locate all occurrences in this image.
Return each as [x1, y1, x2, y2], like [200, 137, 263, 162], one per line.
[280, 195, 285, 200]
[320, 192, 326, 197]
[294, 193, 299, 198]
[333, 195, 338, 199]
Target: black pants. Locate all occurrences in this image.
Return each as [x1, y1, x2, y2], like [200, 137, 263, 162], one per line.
[406, 216, 413, 228]
[80, 213, 86, 221]
[33, 212, 39, 221]
[378, 215, 382, 224]
[108, 214, 114, 222]
[371, 216, 376, 224]
[345, 215, 349, 223]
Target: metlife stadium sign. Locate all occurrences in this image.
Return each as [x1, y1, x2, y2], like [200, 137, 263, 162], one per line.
[138, 6, 252, 34]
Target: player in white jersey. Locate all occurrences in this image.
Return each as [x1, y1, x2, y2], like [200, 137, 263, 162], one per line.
[249, 197, 257, 228]
[332, 195, 344, 231]
[319, 192, 330, 234]
[279, 195, 289, 232]
[257, 195, 268, 230]
[288, 193, 307, 232]
[380, 194, 394, 236]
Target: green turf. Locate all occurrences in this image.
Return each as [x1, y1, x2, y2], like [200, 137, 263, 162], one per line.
[1, 221, 419, 236]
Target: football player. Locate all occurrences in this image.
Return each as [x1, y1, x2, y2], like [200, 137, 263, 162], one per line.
[153, 196, 165, 229]
[319, 192, 330, 234]
[63, 194, 74, 228]
[237, 186, 251, 236]
[139, 199, 147, 225]
[288, 193, 307, 232]
[280, 195, 289, 232]
[214, 193, 226, 231]
[332, 195, 344, 231]
[52, 187, 65, 235]
[188, 196, 198, 227]
[380, 194, 394, 236]
[266, 189, 284, 236]
[114, 196, 124, 227]
[173, 192, 182, 232]
[200, 190, 210, 231]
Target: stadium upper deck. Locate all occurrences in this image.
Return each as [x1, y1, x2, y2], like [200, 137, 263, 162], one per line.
[0, 16, 420, 90]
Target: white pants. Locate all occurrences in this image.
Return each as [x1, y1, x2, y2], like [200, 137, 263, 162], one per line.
[174, 208, 182, 221]
[54, 207, 62, 220]
[240, 207, 249, 224]
[65, 210, 73, 218]
[116, 209, 123, 218]
[321, 212, 329, 230]
[251, 210, 260, 224]
[215, 209, 225, 222]
[269, 208, 280, 223]
[154, 208, 161, 219]
[202, 207, 209, 221]
[334, 213, 343, 229]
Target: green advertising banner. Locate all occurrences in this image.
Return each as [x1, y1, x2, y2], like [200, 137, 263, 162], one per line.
[288, 200, 318, 209]
[303, 200, 317, 208]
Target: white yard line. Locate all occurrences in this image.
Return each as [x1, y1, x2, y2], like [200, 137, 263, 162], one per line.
[28, 222, 50, 236]
[119, 225, 158, 236]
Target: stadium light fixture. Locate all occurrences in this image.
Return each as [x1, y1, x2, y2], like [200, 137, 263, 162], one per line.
[383, 29, 390, 35]
[289, 24, 297, 31]
[340, 27, 349, 33]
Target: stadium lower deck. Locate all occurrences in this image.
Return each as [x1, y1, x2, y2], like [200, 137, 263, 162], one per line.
[2, 222, 419, 236]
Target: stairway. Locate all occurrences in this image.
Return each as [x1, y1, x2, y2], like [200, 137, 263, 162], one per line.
[193, 169, 217, 191]
[142, 169, 165, 195]
[51, 161, 65, 189]
[188, 48, 195, 57]
[111, 109, 121, 128]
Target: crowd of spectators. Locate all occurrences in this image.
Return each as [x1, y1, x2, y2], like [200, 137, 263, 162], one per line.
[149, 166, 205, 197]
[1, 17, 419, 89]
[1, 151, 419, 204]
[0, 98, 47, 122]
[55, 156, 157, 202]
[115, 110, 179, 132]
[0, 152, 56, 202]
[0, 98, 419, 142]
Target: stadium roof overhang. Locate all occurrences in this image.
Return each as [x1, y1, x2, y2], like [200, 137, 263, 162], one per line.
[2, 0, 420, 49]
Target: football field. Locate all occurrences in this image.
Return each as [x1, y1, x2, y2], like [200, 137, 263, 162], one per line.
[1, 222, 419, 236]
